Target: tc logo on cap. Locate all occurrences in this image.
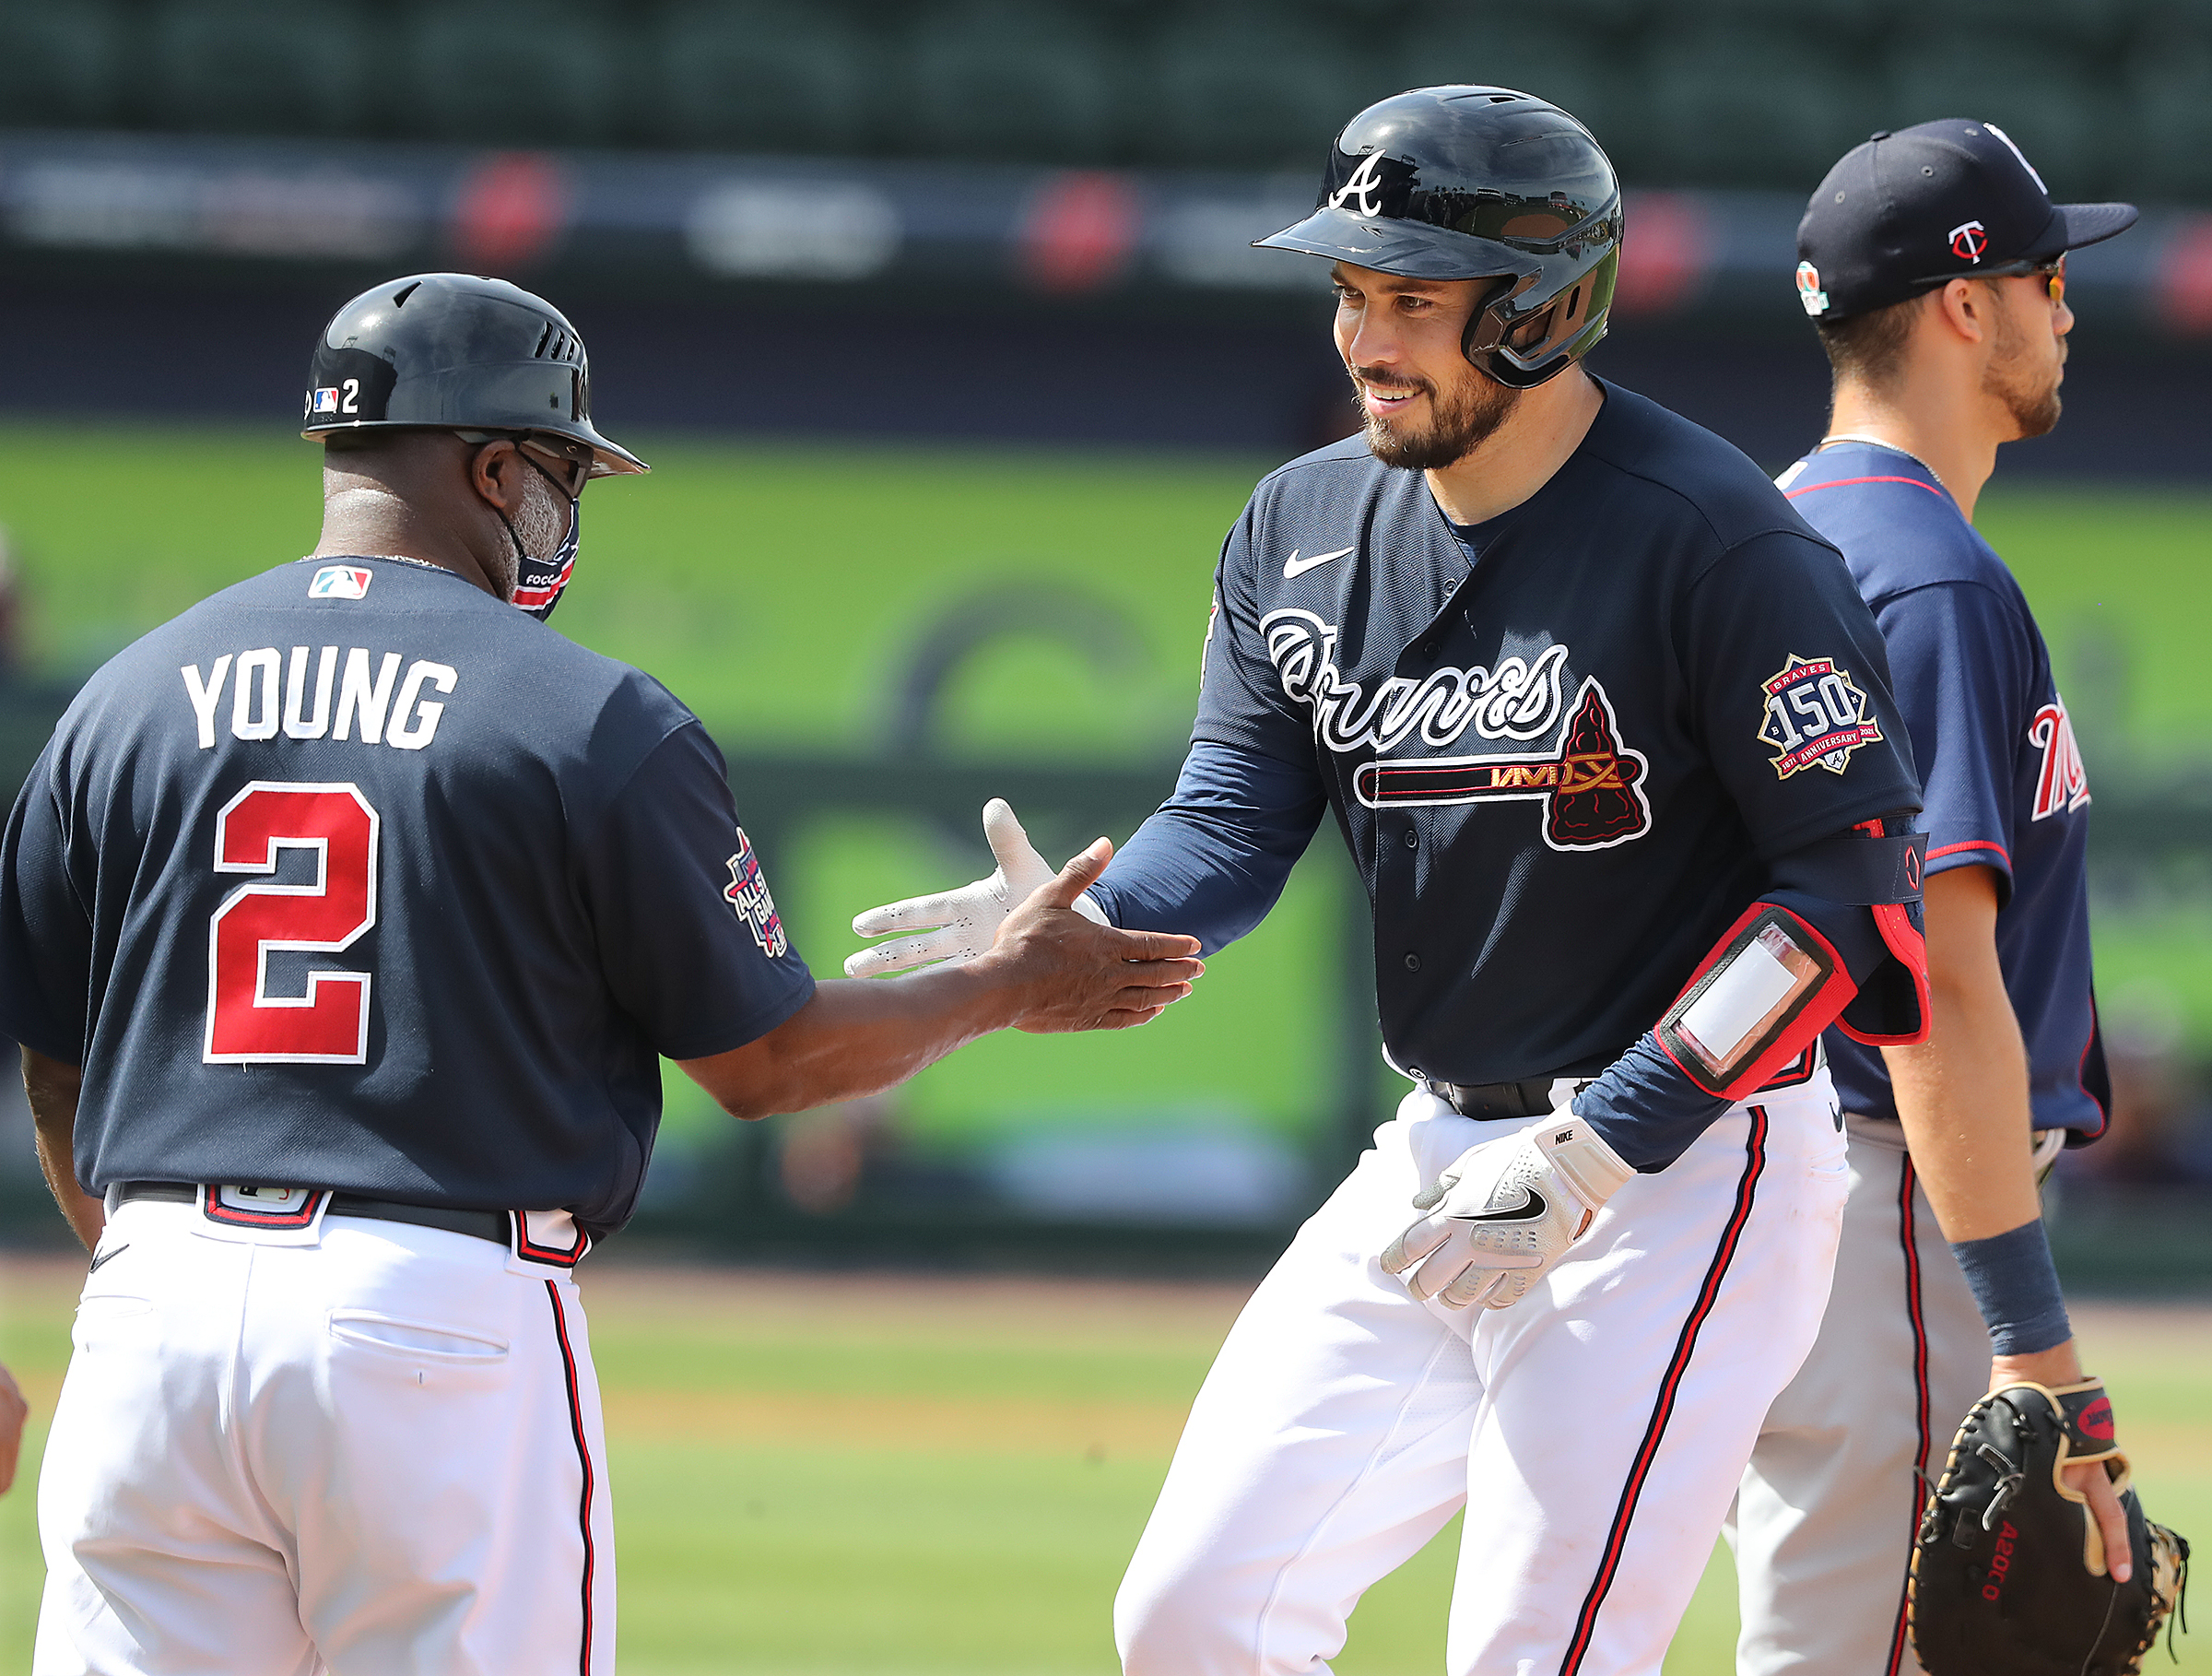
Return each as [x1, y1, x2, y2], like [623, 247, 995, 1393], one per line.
[1795, 261, 1830, 316]
[1948, 220, 1989, 263]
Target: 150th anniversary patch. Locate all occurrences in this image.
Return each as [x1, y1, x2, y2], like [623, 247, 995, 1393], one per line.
[1757, 654, 1883, 778]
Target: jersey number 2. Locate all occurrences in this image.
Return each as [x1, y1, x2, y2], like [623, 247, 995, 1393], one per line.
[205, 782, 380, 1064]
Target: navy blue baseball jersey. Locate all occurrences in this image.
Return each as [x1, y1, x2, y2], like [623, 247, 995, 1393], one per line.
[1097, 382, 1922, 1085]
[0, 555, 815, 1236]
[1781, 440, 2110, 1135]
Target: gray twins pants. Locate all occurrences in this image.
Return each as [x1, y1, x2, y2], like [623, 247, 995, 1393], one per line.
[1728, 1113, 1996, 1676]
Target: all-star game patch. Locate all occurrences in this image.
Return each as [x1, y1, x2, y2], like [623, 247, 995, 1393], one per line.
[723, 829, 789, 958]
[1757, 654, 1883, 778]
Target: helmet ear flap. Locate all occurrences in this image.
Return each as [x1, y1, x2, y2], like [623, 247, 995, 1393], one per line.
[1462, 246, 1619, 389]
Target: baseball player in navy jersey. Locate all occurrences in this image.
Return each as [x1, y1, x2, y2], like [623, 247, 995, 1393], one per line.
[849, 89, 1932, 1676]
[1729, 123, 2137, 1675]
[0, 273, 1202, 1676]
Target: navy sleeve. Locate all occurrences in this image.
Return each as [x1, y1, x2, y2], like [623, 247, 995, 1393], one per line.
[1677, 530, 1923, 856]
[1870, 581, 2031, 899]
[580, 722, 816, 1061]
[0, 741, 92, 1064]
[1190, 504, 1321, 764]
[1091, 739, 1327, 955]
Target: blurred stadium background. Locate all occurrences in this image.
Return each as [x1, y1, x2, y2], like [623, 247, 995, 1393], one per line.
[1, 1, 2209, 1668]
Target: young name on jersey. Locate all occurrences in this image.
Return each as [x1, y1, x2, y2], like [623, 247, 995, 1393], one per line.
[181, 647, 458, 751]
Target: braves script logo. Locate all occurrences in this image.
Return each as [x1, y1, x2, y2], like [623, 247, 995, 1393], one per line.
[1329, 151, 1389, 218]
[723, 830, 788, 958]
[1949, 219, 1989, 263]
[1757, 655, 1883, 778]
[2029, 693, 2089, 820]
[1262, 609, 1569, 752]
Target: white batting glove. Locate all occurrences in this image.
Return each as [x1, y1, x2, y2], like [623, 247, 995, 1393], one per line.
[1380, 1115, 1635, 1310]
[843, 798, 1107, 978]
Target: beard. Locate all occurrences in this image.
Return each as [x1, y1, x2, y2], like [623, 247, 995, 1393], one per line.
[1983, 303, 2063, 440]
[488, 465, 571, 601]
[1351, 360, 1520, 470]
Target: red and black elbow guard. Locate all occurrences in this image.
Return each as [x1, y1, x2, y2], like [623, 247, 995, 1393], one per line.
[1656, 822, 1929, 1102]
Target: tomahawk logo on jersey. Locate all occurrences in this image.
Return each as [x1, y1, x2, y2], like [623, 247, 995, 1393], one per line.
[1779, 440, 2109, 1136]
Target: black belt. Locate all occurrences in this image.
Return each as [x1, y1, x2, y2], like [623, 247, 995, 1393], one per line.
[1428, 1078, 1584, 1120]
[113, 1181, 510, 1246]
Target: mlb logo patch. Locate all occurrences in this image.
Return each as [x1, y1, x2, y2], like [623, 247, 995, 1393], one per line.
[308, 565, 372, 600]
[312, 386, 342, 414]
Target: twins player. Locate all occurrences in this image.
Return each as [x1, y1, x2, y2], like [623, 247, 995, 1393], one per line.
[0, 273, 1202, 1675]
[849, 89, 1929, 1675]
[1733, 122, 2137, 1674]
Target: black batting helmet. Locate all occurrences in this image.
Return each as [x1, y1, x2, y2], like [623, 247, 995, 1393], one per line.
[300, 273, 648, 477]
[1257, 87, 1622, 389]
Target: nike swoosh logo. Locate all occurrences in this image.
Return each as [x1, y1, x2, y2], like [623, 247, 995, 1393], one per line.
[88, 1242, 129, 1272]
[1283, 545, 1355, 578]
[1459, 1187, 1547, 1224]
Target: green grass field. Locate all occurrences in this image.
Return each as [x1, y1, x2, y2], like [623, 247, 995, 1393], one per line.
[4, 1258, 2207, 1673]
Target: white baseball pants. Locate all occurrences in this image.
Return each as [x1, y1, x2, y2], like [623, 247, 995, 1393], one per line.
[1115, 1074, 1849, 1676]
[33, 1196, 614, 1676]
[1729, 1114, 1994, 1676]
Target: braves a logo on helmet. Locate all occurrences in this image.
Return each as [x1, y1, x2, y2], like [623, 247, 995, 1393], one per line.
[2029, 693, 2089, 820]
[724, 830, 789, 958]
[1757, 655, 1883, 778]
[1323, 149, 1414, 221]
[1330, 152, 1391, 217]
[1949, 219, 1990, 263]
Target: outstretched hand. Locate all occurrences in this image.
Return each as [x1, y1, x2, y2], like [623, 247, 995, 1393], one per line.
[846, 799, 1084, 978]
[978, 835, 1205, 1033]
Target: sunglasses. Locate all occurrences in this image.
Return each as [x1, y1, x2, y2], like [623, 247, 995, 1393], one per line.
[455, 430, 597, 497]
[516, 438, 594, 499]
[1978, 254, 2067, 305]
[1911, 253, 2066, 305]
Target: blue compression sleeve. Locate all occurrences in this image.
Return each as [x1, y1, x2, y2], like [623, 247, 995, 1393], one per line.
[1087, 739, 1326, 954]
[1951, 1219, 2072, 1356]
[1574, 887, 1896, 1172]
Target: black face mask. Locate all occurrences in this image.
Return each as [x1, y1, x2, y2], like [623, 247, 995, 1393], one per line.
[500, 458, 582, 622]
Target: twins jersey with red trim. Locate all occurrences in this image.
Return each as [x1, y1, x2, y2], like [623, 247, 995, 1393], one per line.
[1180, 382, 1922, 1084]
[1778, 440, 2110, 1134]
[0, 555, 816, 1236]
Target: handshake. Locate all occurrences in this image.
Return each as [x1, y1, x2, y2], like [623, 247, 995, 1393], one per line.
[842, 798, 1202, 1034]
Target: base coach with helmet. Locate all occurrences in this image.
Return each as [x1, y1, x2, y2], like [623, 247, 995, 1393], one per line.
[1728, 122, 2154, 1676]
[847, 89, 1930, 1674]
[3, 274, 1202, 1675]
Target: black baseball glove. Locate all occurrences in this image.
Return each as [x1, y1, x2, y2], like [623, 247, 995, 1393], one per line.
[1910, 1378, 2189, 1676]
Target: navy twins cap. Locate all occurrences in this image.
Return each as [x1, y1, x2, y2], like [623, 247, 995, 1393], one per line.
[1794, 119, 2136, 322]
